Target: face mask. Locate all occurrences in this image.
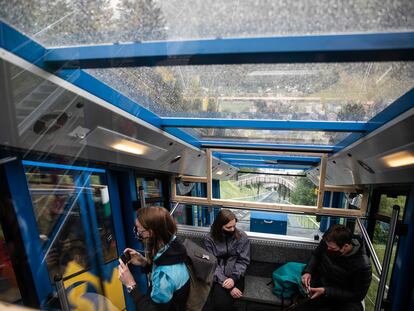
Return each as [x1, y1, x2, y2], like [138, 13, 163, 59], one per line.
[222, 229, 235, 237]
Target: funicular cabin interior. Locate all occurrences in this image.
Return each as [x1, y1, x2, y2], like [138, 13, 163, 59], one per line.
[0, 1, 413, 310]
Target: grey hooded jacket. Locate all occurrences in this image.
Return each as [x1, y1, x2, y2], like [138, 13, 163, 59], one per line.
[204, 230, 250, 284]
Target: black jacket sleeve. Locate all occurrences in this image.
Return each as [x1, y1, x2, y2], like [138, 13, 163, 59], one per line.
[129, 288, 171, 311]
[303, 241, 324, 276]
[325, 256, 372, 302]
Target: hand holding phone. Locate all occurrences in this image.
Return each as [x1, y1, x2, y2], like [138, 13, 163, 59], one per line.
[124, 248, 147, 266]
[120, 251, 131, 265]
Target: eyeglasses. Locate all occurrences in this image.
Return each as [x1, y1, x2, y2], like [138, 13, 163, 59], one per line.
[133, 226, 147, 238]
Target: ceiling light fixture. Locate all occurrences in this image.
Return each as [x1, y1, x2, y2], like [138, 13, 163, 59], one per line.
[112, 143, 144, 155]
[382, 151, 414, 168]
[82, 126, 167, 160]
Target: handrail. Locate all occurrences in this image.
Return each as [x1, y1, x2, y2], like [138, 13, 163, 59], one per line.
[169, 202, 180, 216]
[138, 186, 146, 208]
[54, 275, 70, 311]
[171, 199, 367, 218]
[0, 156, 17, 165]
[375, 205, 400, 311]
[356, 218, 382, 276]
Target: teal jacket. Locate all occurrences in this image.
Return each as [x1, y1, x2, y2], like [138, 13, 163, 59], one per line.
[129, 236, 190, 310]
[150, 236, 190, 303]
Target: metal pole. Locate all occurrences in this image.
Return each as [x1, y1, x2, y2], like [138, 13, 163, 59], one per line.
[170, 202, 181, 216]
[54, 275, 70, 311]
[0, 156, 17, 165]
[356, 218, 382, 276]
[374, 205, 400, 311]
[138, 186, 146, 208]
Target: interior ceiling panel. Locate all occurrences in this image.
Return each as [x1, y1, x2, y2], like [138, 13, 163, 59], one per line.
[0, 58, 236, 178]
[307, 109, 414, 186]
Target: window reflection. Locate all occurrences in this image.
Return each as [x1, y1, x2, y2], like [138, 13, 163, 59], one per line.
[25, 170, 91, 279]
[176, 180, 207, 198]
[25, 171, 76, 245]
[136, 177, 163, 199]
[24, 167, 118, 281]
[46, 203, 89, 279]
[90, 175, 118, 263]
[35, 194, 71, 243]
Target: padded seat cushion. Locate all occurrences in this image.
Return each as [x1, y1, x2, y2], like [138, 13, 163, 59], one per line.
[242, 275, 292, 306]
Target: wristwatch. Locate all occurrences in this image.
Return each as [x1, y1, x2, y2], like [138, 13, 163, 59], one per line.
[127, 284, 136, 293]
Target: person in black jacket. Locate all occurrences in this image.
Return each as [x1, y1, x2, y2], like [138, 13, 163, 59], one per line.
[299, 224, 372, 311]
[118, 206, 190, 311]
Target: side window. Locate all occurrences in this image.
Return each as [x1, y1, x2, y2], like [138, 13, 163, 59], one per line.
[89, 174, 118, 263]
[24, 171, 75, 245]
[365, 192, 407, 311]
[24, 167, 90, 280]
[378, 194, 406, 220]
[23, 167, 118, 281]
[136, 176, 165, 207]
[51, 202, 90, 279]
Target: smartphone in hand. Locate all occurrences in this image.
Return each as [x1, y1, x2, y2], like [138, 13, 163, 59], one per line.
[120, 251, 131, 265]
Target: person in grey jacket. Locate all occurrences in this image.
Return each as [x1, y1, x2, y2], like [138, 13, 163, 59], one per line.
[203, 209, 250, 311]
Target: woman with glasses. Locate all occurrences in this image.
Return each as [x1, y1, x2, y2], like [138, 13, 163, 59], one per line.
[118, 206, 190, 311]
[203, 209, 250, 311]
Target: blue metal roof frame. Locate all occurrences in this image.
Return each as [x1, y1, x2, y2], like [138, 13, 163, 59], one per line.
[43, 32, 414, 69]
[160, 118, 372, 132]
[1, 21, 414, 172]
[222, 159, 315, 167]
[215, 154, 320, 170]
[22, 160, 106, 173]
[213, 153, 321, 170]
[200, 141, 339, 152]
[229, 163, 307, 170]
[215, 153, 321, 163]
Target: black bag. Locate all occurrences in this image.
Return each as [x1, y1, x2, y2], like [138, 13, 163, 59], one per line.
[182, 239, 217, 311]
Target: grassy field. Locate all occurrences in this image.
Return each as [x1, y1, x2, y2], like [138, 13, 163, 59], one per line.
[220, 180, 268, 200]
[365, 243, 397, 311]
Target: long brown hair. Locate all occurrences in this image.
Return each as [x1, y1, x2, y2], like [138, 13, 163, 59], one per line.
[137, 206, 177, 261]
[210, 209, 240, 242]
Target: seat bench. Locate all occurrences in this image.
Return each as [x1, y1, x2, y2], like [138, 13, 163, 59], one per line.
[177, 225, 317, 310]
[242, 275, 291, 306]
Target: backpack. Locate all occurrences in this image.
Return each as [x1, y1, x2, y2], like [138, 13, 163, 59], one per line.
[272, 262, 306, 300]
[182, 238, 217, 311]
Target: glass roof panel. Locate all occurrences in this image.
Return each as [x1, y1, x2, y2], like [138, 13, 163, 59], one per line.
[182, 128, 357, 146]
[87, 62, 414, 121]
[1, 0, 413, 47]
